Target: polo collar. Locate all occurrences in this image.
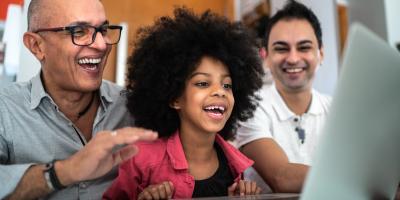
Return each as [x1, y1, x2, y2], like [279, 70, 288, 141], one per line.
[270, 84, 324, 121]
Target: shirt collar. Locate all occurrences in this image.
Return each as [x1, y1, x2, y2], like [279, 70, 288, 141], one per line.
[271, 84, 324, 121]
[30, 72, 115, 110]
[30, 72, 50, 110]
[98, 80, 115, 104]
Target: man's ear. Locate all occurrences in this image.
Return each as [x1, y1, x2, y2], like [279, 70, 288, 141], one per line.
[23, 32, 45, 61]
[319, 46, 325, 65]
[263, 49, 273, 71]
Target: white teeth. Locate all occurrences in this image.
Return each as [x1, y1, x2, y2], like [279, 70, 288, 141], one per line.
[78, 58, 102, 65]
[286, 68, 303, 73]
[204, 106, 225, 112]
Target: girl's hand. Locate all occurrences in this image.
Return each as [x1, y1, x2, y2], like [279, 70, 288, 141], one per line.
[138, 181, 174, 200]
[228, 180, 261, 196]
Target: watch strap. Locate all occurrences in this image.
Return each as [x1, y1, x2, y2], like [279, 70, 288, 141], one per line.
[43, 163, 55, 191]
[44, 161, 66, 190]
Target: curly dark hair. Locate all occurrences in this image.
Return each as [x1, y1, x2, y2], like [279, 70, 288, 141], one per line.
[126, 7, 264, 140]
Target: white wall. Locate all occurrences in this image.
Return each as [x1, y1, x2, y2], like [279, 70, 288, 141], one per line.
[348, 0, 400, 49]
[347, 0, 387, 41]
[270, 0, 340, 95]
[384, 0, 400, 47]
[2, 5, 22, 77]
[17, 0, 40, 82]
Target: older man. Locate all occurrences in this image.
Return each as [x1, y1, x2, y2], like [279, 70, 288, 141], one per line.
[0, 0, 157, 199]
[236, 1, 331, 193]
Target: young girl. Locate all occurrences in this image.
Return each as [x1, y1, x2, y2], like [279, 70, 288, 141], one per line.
[104, 8, 264, 199]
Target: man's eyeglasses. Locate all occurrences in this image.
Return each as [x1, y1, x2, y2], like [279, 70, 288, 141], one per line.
[33, 24, 123, 46]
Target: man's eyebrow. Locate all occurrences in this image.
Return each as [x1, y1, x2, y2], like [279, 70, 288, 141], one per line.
[272, 41, 289, 46]
[271, 40, 313, 47]
[68, 20, 109, 26]
[298, 40, 313, 45]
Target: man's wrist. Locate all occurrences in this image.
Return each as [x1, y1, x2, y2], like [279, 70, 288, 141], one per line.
[54, 159, 75, 187]
[43, 161, 67, 191]
[43, 164, 55, 191]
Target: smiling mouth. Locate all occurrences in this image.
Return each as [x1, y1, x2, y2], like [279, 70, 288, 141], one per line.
[283, 68, 305, 74]
[203, 105, 227, 120]
[77, 57, 102, 71]
[204, 105, 226, 113]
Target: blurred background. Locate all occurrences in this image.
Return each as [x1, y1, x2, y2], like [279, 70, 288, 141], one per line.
[1, 0, 399, 94]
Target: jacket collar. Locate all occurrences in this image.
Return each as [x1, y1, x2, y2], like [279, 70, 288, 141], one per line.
[166, 131, 253, 176]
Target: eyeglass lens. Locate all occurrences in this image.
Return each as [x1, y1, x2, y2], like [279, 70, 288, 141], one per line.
[71, 26, 121, 46]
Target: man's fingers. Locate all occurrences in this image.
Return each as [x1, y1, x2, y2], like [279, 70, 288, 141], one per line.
[113, 127, 158, 141]
[111, 145, 138, 166]
[100, 127, 157, 153]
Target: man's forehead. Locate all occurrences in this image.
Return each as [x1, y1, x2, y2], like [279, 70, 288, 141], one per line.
[47, 0, 106, 26]
[269, 19, 317, 45]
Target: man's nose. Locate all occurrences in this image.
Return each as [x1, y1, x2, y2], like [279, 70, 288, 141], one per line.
[90, 32, 108, 50]
[286, 49, 300, 64]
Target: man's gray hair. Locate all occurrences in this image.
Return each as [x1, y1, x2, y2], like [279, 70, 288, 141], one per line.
[27, 0, 51, 31]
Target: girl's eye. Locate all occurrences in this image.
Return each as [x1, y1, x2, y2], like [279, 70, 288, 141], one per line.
[223, 83, 232, 89]
[195, 82, 209, 87]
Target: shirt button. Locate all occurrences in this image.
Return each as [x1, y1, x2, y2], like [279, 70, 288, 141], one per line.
[80, 182, 87, 189]
[294, 118, 299, 122]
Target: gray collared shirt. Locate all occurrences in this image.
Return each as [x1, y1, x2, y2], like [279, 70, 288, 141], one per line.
[0, 73, 134, 199]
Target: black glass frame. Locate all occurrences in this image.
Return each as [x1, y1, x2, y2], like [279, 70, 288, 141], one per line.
[33, 24, 123, 46]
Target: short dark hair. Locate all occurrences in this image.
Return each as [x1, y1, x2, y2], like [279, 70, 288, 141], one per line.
[126, 7, 264, 140]
[264, 0, 323, 49]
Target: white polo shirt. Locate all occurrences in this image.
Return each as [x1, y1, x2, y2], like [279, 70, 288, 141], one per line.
[236, 84, 331, 192]
[237, 84, 331, 164]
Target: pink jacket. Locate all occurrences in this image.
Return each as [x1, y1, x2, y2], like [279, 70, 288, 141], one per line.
[103, 131, 253, 199]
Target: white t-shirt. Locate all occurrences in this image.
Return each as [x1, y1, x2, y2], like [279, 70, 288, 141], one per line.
[236, 84, 331, 192]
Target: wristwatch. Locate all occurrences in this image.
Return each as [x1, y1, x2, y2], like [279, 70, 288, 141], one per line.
[43, 161, 66, 191]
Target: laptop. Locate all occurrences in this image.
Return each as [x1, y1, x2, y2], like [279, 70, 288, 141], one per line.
[301, 23, 400, 200]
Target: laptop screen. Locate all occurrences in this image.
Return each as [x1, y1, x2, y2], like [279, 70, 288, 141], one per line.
[301, 23, 400, 200]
